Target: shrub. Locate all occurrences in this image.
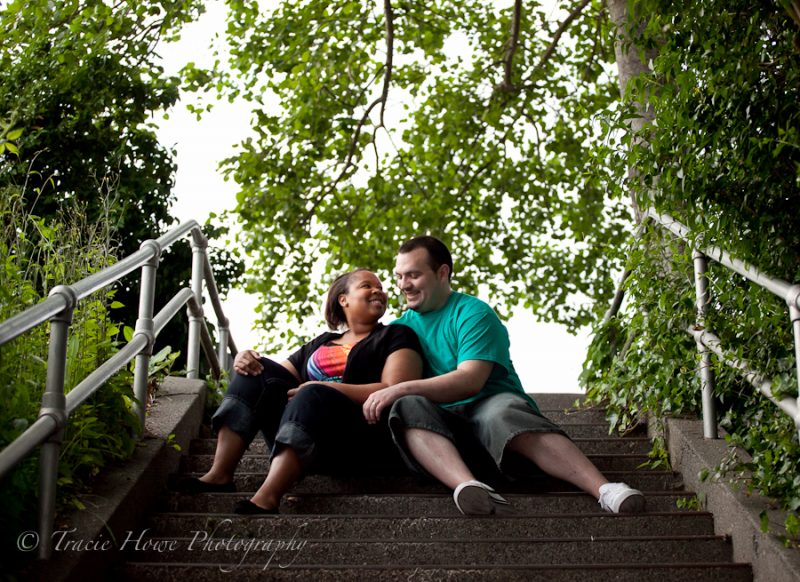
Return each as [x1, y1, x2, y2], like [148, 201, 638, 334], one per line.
[0, 188, 138, 565]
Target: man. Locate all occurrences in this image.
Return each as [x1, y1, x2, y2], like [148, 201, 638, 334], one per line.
[363, 235, 645, 516]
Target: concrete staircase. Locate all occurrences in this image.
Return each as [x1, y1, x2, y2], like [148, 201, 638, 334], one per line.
[119, 394, 753, 580]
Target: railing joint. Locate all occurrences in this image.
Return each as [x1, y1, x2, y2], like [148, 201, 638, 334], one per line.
[132, 320, 156, 356]
[37, 411, 67, 435]
[785, 284, 800, 316]
[47, 285, 78, 321]
[187, 305, 205, 320]
[190, 228, 209, 250]
[138, 239, 162, 267]
[37, 408, 67, 434]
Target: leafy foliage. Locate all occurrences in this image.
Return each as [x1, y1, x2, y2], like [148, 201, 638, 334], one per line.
[192, 0, 632, 346]
[0, 189, 139, 567]
[0, 0, 244, 364]
[583, 0, 800, 539]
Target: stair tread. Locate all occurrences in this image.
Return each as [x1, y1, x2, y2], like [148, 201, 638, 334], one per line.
[123, 562, 753, 582]
[124, 535, 736, 566]
[146, 512, 718, 540]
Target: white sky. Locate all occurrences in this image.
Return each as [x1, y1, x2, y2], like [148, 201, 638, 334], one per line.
[155, 0, 588, 393]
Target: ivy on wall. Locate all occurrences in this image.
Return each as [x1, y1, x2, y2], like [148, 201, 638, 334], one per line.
[583, 0, 800, 540]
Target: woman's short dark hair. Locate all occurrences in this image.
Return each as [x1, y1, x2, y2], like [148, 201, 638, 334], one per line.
[398, 236, 453, 280]
[324, 268, 370, 330]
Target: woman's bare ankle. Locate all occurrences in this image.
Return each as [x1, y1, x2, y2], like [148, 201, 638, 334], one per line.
[249, 493, 280, 510]
[199, 473, 233, 485]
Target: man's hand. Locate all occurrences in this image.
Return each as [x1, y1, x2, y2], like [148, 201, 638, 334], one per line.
[363, 384, 407, 424]
[233, 349, 264, 376]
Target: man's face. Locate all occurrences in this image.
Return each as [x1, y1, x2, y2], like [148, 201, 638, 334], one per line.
[394, 247, 450, 313]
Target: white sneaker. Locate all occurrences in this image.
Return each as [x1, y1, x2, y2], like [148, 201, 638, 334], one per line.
[598, 482, 646, 513]
[453, 480, 514, 516]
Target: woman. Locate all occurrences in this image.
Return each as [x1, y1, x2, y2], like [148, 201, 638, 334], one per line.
[177, 269, 423, 514]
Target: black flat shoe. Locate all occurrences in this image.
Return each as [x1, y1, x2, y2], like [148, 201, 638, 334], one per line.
[174, 476, 236, 494]
[233, 499, 279, 515]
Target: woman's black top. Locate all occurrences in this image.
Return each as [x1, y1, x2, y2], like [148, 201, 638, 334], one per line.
[287, 323, 422, 384]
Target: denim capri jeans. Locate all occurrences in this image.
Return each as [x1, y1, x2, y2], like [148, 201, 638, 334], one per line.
[212, 358, 402, 474]
[388, 391, 568, 479]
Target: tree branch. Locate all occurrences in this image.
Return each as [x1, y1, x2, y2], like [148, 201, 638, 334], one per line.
[521, 0, 592, 89]
[498, 0, 522, 92]
[340, 0, 394, 172]
[538, 0, 591, 70]
[384, 128, 429, 197]
[581, 4, 606, 80]
[298, 0, 395, 229]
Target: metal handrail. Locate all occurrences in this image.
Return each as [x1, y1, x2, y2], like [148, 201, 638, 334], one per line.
[607, 209, 800, 441]
[0, 221, 199, 347]
[65, 292, 218, 416]
[644, 210, 800, 305]
[688, 327, 799, 421]
[0, 221, 236, 559]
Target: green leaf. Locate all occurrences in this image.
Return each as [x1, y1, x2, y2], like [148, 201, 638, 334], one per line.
[760, 510, 769, 533]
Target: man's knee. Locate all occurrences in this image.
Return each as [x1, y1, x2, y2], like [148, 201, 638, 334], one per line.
[390, 395, 443, 427]
[391, 394, 435, 414]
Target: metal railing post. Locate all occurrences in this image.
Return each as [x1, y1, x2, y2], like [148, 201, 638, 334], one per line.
[693, 250, 718, 439]
[786, 285, 800, 443]
[186, 231, 207, 379]
[37, 285, 76, 559]
[217, 322, 230, 373]
[131, 240, 161, 433]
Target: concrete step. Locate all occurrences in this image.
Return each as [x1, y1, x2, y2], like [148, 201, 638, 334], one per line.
[124, 535, 735, 566]
[534, 408, 615, 424]
[179, 470, 681, 494]
[181, 452, 654, 474]
[146, 513, 717, 539]
[530, 393, 587, 409]
[189, 435, 653, 456]
[160, 491, 695, 515]
[573, 437, 651, 455]
[188, 436, 652, 455]
[122, 562, 753, 581]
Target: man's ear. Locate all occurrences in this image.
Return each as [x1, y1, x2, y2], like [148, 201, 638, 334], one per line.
[437, 264, 450, 281]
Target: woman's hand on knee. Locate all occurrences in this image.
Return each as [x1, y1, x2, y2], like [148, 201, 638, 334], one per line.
[234, 349, 264, 376]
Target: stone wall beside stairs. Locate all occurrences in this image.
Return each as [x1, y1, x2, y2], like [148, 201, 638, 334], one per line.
[660, 415, 800, 582]
[29, 377, 206, 582]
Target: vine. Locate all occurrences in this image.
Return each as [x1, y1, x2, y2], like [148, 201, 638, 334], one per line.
[583, 0, 800, 540]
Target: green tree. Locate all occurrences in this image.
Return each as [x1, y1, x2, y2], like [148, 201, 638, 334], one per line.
[0, 0, 243, 362]
[192, 0, 630, 343]
[0, 0, 200, 240]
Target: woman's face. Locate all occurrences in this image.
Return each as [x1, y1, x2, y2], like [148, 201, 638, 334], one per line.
[340, 271, 387, 324]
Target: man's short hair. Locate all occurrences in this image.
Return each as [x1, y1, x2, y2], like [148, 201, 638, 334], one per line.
[398, 236, 453, 280]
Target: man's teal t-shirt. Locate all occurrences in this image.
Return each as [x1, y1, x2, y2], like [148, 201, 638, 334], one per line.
[392, 291, 539, 411]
